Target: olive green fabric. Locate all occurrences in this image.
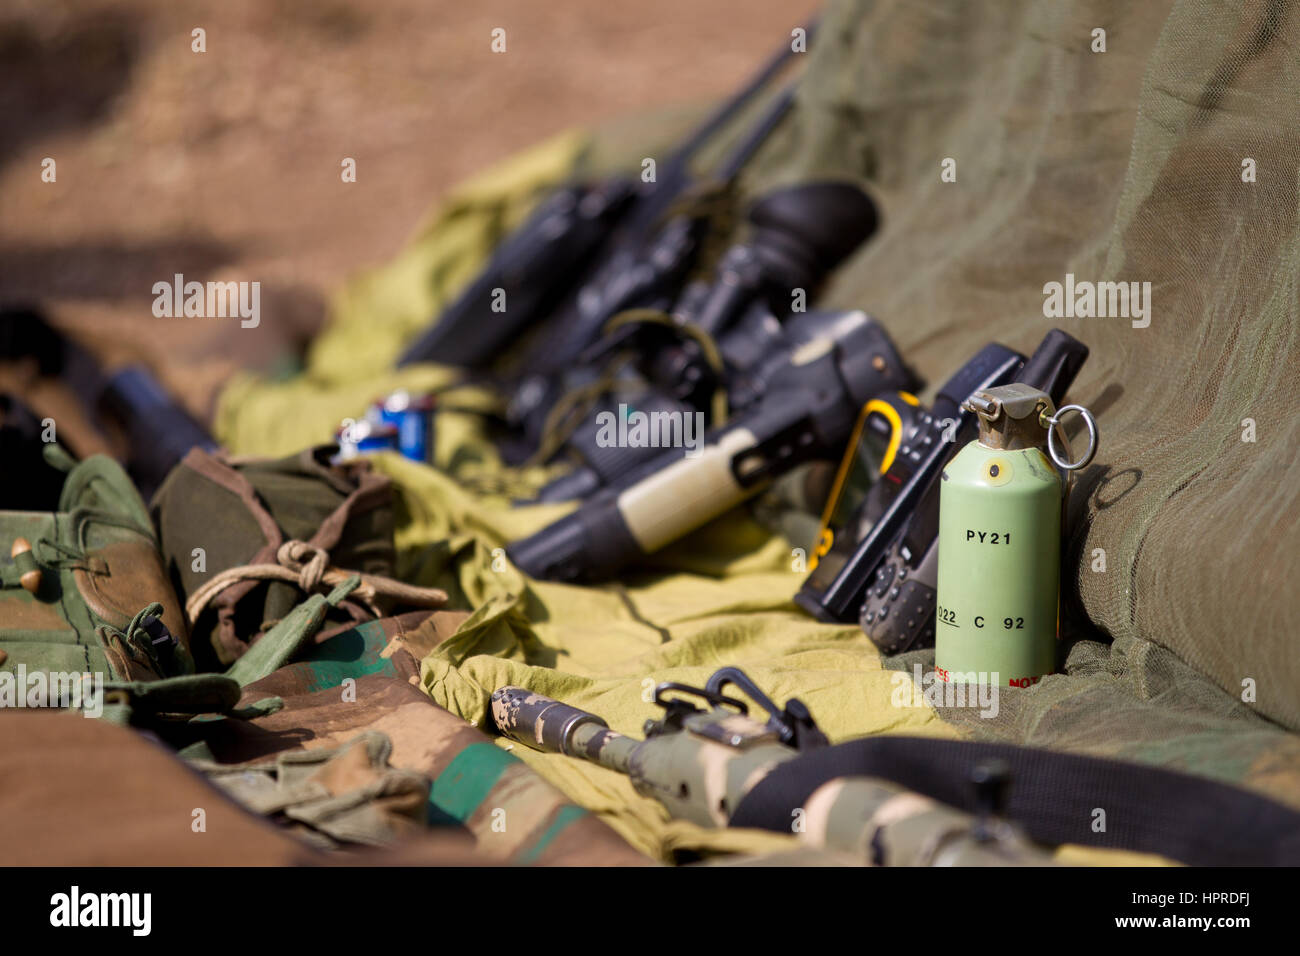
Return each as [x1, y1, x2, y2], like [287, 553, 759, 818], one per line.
[151, 446, 399, 670]
[222, 576, 363, 687]
[214, 0, 1300, 860]
[95, 582, 367, 728]
[0, 446, 194, 684]
[736, 0, 1300, 735]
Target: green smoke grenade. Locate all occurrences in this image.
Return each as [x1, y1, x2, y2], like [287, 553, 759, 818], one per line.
[935, 384, 1078, 687]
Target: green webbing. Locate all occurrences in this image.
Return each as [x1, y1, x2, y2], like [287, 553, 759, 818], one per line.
[223, 576, 362, 687]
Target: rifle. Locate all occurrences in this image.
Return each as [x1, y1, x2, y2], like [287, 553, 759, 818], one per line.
[506, 309, 913, 581]
[491, 667, 1052, 865]
[99, 365, 219, 498]
[0, 306, 216, 499]
[0, 394, 73, 511]
[530, 180, 881, 501]
[398, 22, 816, 371]
[501, 26, 826, 452]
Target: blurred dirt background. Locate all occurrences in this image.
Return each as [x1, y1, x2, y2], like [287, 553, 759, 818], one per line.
[0, 0, 818, 437]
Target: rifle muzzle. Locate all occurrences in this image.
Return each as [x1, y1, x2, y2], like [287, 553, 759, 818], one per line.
[490, 687, 610, 756]
[491, 686, 641, 775]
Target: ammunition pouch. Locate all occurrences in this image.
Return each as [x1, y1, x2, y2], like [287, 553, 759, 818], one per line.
[0, 444, 195, 687]
[151, 445, 409, 671]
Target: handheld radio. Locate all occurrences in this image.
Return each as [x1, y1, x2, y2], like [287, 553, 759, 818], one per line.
[794, 330, 1088, 654]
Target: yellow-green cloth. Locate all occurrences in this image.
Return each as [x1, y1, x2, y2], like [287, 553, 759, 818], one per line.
[214, 122, 956, 860]
[376, 454, 957, 860]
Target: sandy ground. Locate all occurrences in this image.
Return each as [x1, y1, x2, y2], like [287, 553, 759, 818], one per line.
[0, 0, 819, 424]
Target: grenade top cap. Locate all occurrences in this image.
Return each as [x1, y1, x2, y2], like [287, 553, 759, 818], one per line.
[963, 383, 1056, 451]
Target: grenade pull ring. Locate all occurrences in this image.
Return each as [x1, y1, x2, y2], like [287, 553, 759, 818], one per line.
[1042, 405, 1098, 471]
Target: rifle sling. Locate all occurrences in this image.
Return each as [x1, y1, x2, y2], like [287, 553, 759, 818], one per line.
[728, 735, 1300, 865]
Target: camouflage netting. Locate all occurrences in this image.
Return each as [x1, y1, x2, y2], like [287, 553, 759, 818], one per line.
[215, 0, 1300, 856]
[740, 0, 1300, 744]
